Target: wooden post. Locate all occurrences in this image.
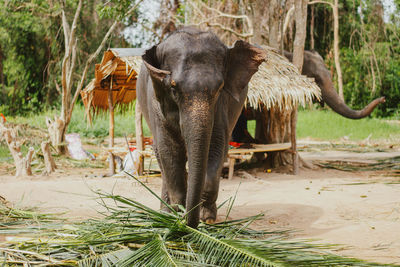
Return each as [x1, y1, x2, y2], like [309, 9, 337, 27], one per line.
[41, 141, 56, 175]
[290, 106, 299, 175]
[23, 148, 35, 176]
[108, 81, 115, 175]
[135, 101, 144, 175]
[228, 157, 235, 180]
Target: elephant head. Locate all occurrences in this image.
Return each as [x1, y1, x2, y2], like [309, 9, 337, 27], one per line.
[284, 50, 385, 119]
[141, 27, 266, 227]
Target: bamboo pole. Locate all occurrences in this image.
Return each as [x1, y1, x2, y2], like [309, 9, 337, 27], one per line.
[135, 101, 144, 175]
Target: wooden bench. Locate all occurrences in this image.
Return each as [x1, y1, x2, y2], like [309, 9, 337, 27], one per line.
[227, 142, 291, 179]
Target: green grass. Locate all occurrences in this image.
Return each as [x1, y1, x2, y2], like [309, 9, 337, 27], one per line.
[6, 103, 151, 138]
[68, 104, 151, 138]
[296, 109, 400, 141]
[4, 106, 400, 142]
[0, 145, 11, 162]
[247, 109, 400, 142]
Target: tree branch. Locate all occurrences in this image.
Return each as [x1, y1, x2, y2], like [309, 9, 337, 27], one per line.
[68, 0, 82, 55]
[67, 0, 144, 124]
[66, 37, 77, 96]
[207, 23, 253, 38]
[60, 1, 70, 52]
[189, 1, 253, 39]
[282, 5, 295, 40]
[308, 0, 334, 8]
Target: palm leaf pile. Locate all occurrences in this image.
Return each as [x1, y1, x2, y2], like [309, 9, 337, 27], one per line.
[0, 176, 393, 266]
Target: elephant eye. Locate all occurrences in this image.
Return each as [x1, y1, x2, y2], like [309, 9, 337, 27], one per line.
[170, 87, 179, 99]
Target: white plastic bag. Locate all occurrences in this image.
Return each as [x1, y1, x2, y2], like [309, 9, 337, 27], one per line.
[65, 133, 88, 160]
[122, 149, 140, 175]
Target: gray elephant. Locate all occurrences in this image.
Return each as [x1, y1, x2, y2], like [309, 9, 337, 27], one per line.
[284, 50, 385, 119]
[137, 27, 266, 228]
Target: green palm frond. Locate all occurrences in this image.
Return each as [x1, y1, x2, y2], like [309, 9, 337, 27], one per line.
[78, 248, 133, 267]
[117, 235, 179, 267]
[185, 227, 281, 267]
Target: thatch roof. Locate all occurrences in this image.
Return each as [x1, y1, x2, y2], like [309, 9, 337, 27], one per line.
[80, 48, 144, 123]
[247, 46, 321, 110]
[81, 46, 320, 122]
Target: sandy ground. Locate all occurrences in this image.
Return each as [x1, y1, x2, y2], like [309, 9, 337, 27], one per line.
[1, 148, 400, 265]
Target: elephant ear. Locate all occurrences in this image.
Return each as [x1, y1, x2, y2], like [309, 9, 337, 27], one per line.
[142, 45, 171, 83]
[224, 40, 267, 102]
[142, 45, 171, 102]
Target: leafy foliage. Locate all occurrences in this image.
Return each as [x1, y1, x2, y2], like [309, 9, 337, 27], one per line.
[0, 1, 60, 114]
[309, 0, 400, 117]
[0, 0, 133, 116]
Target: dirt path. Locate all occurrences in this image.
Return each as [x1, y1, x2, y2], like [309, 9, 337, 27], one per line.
[1, 149, 399, 264]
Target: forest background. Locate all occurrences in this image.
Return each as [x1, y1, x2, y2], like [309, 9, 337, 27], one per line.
[0, 0, 399, 119]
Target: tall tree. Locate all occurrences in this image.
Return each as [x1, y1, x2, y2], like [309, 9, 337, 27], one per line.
[46, 0, 143, 154]
[309, 0, 344, 100]
[0, 1, 59, 114]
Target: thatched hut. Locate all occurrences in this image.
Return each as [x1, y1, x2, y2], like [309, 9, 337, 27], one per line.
[81, 48, 145, 123]
[81, 46, 320, 175]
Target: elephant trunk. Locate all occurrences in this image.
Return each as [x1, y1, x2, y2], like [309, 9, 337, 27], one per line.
[320, 73, 385, 119]
[182, 106, 213, 228]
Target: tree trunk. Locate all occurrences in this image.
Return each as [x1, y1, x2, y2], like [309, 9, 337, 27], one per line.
[135, 101, 144, 175]
[255, 106, 293, 169]
[332, 0, 344, 100]
[46, 116, 66, 154]
[0, 122, 35, 177]
[268, 0, 280, 48]
[310, 5, 315, 50]
[290, 0, 308, 174]
[254, 0, 308, 173]
[41, 141, 57, 175]
[293, 0, 308, 72]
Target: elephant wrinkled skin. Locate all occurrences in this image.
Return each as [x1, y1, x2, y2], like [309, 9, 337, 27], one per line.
[137, 27, 266, 228]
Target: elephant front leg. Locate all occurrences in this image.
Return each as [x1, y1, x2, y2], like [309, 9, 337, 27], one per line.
[201, 132, 229, 223]
[154, 134, 187, 212]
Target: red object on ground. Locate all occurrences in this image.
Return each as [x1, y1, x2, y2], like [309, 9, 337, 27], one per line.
[229, 141, 242, 148]
[0, 113, 6, 123]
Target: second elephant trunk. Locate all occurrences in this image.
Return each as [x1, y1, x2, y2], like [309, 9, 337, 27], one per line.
[320, 76, 385, 119]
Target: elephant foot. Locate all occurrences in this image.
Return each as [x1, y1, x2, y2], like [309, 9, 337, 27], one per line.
[200, 203, 217, 224]
[205, 218, 215, 224]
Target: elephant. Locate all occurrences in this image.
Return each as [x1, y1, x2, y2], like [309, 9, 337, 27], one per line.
[137, 27, 266, 228]
[284, 50, 385, 119]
